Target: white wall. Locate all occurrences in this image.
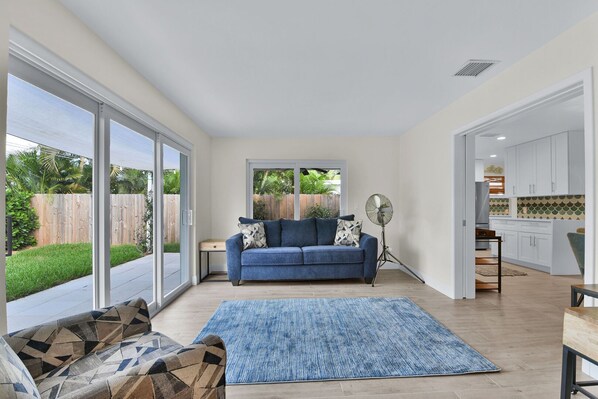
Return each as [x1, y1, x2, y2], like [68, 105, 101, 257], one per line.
[210, 136, 401, 270]
[2, 0, 212, 295]
[398, 12, 598, 298]
[0, 0, 9, 334]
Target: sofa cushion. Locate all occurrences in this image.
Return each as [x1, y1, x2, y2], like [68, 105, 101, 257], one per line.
[35, 331, 181, 399]
[0, 335, 41, 399]
[315, 215, 355, 245]
[239, 217, 282, 247]
[302, 245, 364, 265]
[241, 247, 303, 266]
[280, 218, 317, 247]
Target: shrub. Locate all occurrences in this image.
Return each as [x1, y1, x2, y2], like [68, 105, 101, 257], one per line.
[253, 199, 268, 220]
[6, 189, 39, 250]
[135, 193, 153, 254]
[304, 204, 338, 218]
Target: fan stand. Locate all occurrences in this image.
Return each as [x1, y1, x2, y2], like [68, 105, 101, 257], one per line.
[371, 222, 425, 286]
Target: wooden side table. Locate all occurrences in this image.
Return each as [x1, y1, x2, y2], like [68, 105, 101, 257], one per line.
[475, 235, 502, 293]
[198, 239, 226, 282]
[561, 307, 598, 398]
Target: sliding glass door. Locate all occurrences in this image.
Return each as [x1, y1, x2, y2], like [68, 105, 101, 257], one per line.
[3, 56, 194, 332]
[108, 116, 156, 307]
[162, 140, 190, 298]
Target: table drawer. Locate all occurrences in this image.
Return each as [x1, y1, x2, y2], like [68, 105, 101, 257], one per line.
[199, 241, 226, 251]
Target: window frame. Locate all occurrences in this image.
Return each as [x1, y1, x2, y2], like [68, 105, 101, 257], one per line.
[247, 159, 348, 220]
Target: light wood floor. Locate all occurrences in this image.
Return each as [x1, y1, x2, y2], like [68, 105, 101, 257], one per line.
[153, 264, 586, 399]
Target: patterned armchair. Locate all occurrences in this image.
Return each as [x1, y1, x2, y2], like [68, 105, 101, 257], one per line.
[0, 298, 226, 399]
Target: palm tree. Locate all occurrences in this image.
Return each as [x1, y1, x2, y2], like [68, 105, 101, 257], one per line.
[163, 170, 180, 194]
[6, 146, 92, 194]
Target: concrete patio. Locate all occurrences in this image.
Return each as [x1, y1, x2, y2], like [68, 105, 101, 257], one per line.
[7, 253, 184, 332]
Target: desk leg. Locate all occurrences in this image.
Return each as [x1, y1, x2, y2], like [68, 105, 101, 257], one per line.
[561, 346, 576, 399]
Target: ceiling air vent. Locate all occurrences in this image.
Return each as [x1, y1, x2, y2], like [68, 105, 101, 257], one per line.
[454, 59, 499, 77]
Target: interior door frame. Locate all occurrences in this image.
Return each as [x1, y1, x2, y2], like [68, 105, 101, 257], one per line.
[452, 68, 595, 300]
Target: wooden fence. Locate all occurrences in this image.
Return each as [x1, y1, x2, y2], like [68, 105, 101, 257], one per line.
[31, 194, 180, 247]
[252, 194, 340, 220]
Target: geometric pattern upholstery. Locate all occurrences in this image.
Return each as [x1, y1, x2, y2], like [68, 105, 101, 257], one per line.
[1, 299, 226, 399]
[333, 219, 362, 247]
[4, 298, 151, 380]
[238, 222, 268, 250]
[0, 335, 41, 399]
[35, 331, 182, 398]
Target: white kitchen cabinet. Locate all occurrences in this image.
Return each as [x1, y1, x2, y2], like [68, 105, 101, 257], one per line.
[551, 131, 584, 195]
[518, 233, 536, 264]
[505, 131, 584, 197]
[516, 142, 535, 196]
[490, 229, 517, 259]
[505, 147, 517, 196]
[489, 217, 582, 275]
[535, 138, 552, 195]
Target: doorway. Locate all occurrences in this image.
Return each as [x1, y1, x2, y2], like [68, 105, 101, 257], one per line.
[453, 70, 595, 300]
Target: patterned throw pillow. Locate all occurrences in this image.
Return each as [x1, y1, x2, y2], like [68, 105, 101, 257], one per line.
[334, 219, 363, 247]
[0, 336, 41, 398]
[238, 222, 268, 250]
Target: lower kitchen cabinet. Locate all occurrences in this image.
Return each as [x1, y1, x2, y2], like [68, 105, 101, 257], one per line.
[489, 217, 582, 275]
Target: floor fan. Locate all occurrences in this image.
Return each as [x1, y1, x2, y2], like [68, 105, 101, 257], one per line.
[365, 194, 425, 286]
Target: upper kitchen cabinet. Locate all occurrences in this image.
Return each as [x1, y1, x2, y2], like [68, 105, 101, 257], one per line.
[505, 146, 517, 196]
[505, 130, 584, 197]
[551, 131, 585, 195]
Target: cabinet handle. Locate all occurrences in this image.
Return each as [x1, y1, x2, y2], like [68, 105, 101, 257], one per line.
[534, 236, 536, 247]
[529, 235, 532, 246]
[513, 185, 516, 195]
[529, 184, 531, 194]
[552, 182, 555, 192]
[533, 184, 536, 194]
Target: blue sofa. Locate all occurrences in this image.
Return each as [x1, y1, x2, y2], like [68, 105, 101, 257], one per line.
[226, 217, 378, 286]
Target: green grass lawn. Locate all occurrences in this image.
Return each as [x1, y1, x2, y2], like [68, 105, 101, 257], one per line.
[164, 242, 180, 253]
[6, 243, 143, 301]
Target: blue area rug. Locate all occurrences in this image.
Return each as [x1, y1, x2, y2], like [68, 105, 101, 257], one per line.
[194, 297, 499, 384]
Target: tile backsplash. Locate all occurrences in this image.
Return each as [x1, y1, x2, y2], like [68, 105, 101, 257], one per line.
[489, 198, 510, 216]
[517, 195, 585, 220]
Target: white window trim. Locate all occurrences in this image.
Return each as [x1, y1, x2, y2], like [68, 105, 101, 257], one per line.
[247, 160, 348, 220]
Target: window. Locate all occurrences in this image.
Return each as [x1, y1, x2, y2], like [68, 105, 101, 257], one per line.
[248, 161, 347, 220]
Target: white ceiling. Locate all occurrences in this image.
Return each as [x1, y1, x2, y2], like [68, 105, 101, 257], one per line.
[59, 0, 598, 138]
[475, 94, 585, 164]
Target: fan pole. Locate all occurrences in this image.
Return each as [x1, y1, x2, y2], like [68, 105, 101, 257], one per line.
[372, 222, 425, 286]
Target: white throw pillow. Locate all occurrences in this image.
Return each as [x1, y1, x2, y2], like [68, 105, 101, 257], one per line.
[238, 222, 268, 250]
[334, 219, 362, 247]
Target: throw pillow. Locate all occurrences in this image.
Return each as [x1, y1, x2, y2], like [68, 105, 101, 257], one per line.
[334, 219, 362, 247]
[238, 222, 268, 250]
[238, 217, 282, 247]
[316, 215, 355, 246]
[280, 218, 318, 247]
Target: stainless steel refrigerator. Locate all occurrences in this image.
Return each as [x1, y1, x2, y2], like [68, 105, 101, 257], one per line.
[475, 182, 490, 250]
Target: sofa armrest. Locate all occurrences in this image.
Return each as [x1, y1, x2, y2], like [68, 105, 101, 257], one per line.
[360, 233, 378, 279]
[59, 334, 226, 399]
[226, 233, 244, 284]
[3, 298, 151, 379]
